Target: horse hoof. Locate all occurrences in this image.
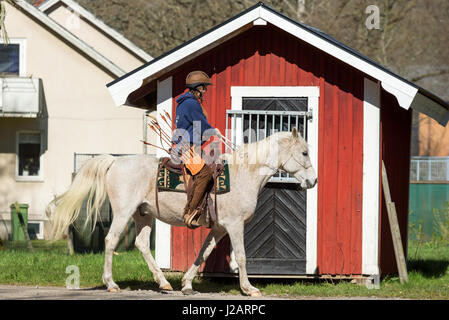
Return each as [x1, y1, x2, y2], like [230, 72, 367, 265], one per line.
[160, 283, 173, 291]
[182, 288, 196, 296]
[249, 290, 262, 297]
[107, 287, 120, 293]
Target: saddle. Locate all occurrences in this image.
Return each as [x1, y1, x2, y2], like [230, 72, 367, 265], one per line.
[153, 157, 229, 228]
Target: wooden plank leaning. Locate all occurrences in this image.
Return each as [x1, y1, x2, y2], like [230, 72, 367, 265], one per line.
[381, 160, 408, 283]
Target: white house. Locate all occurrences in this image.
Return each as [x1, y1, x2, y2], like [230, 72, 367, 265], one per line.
[0, 0, 155, 240]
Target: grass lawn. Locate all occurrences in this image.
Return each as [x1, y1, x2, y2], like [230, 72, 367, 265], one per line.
[0, 240, 448, 299]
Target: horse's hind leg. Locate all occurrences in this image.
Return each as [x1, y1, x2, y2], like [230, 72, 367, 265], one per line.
[102, 213, 130, 292]
[181, 226, 227, 295]
[133, 213, 172, 291]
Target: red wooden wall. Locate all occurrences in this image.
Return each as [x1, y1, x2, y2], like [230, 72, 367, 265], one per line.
[168, 24, 365, 275]
[379, 89, 412, 275]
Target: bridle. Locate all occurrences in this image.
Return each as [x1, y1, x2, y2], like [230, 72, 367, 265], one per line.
[284, 153, 313, 170]
[266, 151, 312, 177]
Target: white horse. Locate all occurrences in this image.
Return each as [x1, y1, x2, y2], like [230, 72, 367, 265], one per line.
[48, 128, 317, 297]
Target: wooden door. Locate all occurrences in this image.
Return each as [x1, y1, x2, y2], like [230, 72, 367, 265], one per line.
[244, 182, 307, 274]
[241, 97, 308, 274]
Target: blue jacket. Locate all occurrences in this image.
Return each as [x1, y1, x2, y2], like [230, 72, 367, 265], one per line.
[173, 91, 214, 146]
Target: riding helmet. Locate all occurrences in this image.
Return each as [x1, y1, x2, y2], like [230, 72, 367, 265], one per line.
[185, 71, 212, 89]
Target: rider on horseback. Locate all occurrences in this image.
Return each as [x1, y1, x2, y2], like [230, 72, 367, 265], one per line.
[172, 70, 221, 229]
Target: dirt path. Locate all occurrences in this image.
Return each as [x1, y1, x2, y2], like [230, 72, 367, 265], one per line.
[0, 284, 285, 300]
[0, 284, 405, 300]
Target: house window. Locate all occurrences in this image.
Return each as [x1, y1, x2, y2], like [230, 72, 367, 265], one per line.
[0, 39, 26, 76]
[17, 132, 42, 180]
[28, 221, 44, 240]
[0, 43, 20, 75]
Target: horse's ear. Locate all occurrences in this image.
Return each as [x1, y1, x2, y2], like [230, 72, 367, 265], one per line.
[292, 127, 298, 139]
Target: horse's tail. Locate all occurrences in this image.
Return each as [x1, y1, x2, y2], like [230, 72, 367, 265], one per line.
[47, 154, 116, 240]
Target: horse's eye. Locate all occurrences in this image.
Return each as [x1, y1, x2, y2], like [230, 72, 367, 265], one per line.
[302, 151, 308, 157]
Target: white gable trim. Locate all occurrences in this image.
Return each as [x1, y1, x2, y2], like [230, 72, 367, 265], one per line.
[16, 0, 125, 77]
[39, 0, 152, 62]
[107, 8, 261, 107]
[107, 4, 423, 116]
[258, 8, 418, 110]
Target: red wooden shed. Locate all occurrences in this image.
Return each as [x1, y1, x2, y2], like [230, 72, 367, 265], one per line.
[107, 3, 449, 278]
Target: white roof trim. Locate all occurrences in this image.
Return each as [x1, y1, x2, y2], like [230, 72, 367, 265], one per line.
[107, 4, 447, 124]
[107, 7, 260, 107]
[259, 7, 418, 109]
[39, 0, 152, 62]
[17, 0, 126, 77]
[37, 0, 58, 11]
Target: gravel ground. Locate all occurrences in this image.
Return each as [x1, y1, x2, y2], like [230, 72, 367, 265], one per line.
[0, 284, 284, 300]
[0, 284, 407, 300]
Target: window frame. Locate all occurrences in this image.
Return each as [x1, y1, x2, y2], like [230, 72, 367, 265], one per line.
[15, 130, 44, 182]
[27, 221, 44, 240]
[0, 38, 27, 77]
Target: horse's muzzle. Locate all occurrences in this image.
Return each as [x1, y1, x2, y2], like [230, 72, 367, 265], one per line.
[301, 177, 317, 189]
[309, 177, 317, 188]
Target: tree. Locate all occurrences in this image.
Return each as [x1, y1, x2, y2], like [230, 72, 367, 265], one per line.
[0, 0, 17, 43]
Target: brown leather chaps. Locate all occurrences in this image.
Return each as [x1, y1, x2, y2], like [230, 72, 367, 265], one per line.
[183, 164, 213, 217]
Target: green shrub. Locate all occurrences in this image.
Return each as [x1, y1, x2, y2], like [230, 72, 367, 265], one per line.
[432, 201, 449, 246]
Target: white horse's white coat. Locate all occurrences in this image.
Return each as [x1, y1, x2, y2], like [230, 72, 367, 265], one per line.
[48, 129, 317, 296]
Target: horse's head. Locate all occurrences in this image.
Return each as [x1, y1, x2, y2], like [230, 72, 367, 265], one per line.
[277, 128, 317, 190]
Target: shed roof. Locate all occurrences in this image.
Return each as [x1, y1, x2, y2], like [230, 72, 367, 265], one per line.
[106, 2, 449, 126]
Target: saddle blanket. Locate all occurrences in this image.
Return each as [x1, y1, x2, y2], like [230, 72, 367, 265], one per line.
[156, 159, 230, 194]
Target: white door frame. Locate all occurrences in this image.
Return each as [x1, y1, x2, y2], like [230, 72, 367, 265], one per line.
[229, 86, 320, 275]
[362, 78, 381, 276]
[154, 76, 173, 269]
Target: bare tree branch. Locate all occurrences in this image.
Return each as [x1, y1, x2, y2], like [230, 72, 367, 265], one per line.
[411, 69, 449, 82]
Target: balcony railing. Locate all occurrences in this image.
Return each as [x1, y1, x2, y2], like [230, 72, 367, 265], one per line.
[0, 77, 42, 117]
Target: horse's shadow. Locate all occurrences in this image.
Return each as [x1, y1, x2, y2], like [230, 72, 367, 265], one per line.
[87, 277, 241, 293]
[87, 280, 161, 292]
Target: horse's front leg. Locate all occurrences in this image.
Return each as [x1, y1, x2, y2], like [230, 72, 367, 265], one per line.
[181, 226, 226, 295]
[225, 221, 261, 297]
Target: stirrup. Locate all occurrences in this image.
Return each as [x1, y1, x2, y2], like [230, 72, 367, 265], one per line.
[184, 209, 202, 229]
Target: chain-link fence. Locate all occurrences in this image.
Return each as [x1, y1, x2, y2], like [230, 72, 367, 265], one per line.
[410, 156, 449, 181]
